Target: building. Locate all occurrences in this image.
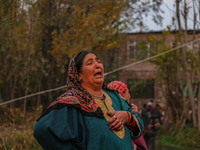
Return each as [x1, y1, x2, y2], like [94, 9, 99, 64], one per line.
[103, 30, 200, 107]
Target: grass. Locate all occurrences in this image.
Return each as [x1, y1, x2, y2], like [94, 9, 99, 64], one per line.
[0, 107, 42, 150]
[158, 126, 200, 148]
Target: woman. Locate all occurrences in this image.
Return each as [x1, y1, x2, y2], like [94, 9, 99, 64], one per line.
[107, 81, 148, 150]
[34, 51, 144, 150]
[107, 81, 138, 113]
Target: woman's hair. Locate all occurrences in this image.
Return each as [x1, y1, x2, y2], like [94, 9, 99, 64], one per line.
[107, 81, 128, 97]
[74, 51, 94, 73]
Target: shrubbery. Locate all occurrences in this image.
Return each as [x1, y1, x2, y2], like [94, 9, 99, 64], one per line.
[0, 107, 42, 150]
[159, 126, 200, 148]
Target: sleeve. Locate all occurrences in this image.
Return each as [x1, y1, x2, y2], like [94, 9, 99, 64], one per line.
[33, 106, 86, 150]
[120, 98, 144, 138]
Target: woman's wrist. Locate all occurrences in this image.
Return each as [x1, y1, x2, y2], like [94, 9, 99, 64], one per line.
[126, 111, 133, 123]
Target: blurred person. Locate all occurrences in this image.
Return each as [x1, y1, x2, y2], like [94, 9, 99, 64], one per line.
[147, 100, 153, 130]
[141, 104, 149, 131]
[150, 104, 162, 131]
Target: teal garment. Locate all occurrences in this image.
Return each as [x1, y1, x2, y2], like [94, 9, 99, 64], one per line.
[34, 90, 144, 150]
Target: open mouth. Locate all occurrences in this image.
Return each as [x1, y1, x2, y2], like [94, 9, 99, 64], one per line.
[94, 71, 102, 77]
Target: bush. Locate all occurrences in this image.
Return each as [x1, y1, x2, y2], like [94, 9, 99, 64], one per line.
[159, 126, 200, 148]
[0, 107, 42, 150]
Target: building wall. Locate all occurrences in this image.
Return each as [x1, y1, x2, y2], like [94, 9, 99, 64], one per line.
[116, 31, 200, 106]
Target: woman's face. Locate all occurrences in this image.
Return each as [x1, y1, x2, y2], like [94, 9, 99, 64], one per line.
[123, 89, 131, 104]
[79, 53, 104, 89]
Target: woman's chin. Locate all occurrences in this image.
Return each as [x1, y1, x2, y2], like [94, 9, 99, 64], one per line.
[94, 80, 104, 86]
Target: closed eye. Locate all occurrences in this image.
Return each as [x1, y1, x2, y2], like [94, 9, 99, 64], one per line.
[86, 60, 92, 65]
[96, 58, 102, 63]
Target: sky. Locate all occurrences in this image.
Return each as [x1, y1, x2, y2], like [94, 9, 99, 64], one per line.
[134, 0, 196, 32]
[147, 0, 174, 31]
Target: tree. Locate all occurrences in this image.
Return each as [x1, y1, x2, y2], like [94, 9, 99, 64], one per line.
[176, 0, 197, 127]
[0, 0, 164, 108]
[50, 0, 124, 58]
[0, 0, 29, 103]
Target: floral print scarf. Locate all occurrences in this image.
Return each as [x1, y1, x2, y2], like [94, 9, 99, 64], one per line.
[107, 81, 128, 98]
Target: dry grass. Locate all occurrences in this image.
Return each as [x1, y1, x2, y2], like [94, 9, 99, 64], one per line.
[0, 107, 42, 150]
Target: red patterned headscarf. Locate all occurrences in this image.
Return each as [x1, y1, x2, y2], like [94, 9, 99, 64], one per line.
[107, 81, 128, 97]
[39, 51, 106, 119]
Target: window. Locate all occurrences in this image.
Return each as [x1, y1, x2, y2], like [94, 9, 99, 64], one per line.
[127, 79, 155, 98]
[128, 40, 135, 59]
[172, 40, 199, 52]
[193, 41, 199, 52]
[128, 40, 151, 59]
[187, 42, 193, 50]
[128, 40, 141, 59]
[172, 41, 180, 48]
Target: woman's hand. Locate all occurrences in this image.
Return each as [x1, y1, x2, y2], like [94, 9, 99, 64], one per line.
[107, 111, 130, 131]
[131, 103, 138, 114]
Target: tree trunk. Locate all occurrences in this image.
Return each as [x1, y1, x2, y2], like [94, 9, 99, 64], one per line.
[48, 77, 53, 104]
[198, 48, 200, 132]
[37, 77, 42, 107]
[198, 83, 200, 132]
[176, 0, 197, 127]
[23, 86, 28, 121]
[10, 75, 17, 108]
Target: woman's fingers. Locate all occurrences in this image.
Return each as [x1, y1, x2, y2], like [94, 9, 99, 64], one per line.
[131, 104, 138, 113]
[107, 111, 125, 131]
[109, 118, 121, 130]
[107, 112, 117, 125]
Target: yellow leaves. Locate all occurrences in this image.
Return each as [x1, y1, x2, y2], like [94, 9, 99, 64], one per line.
[97, 21, 105, 27]
[51, 30, 57, 36]
[83, 22, 89, 27]
[50, 0, 123, 59]
[107, 41, 118, 49]
[10, 108, 25, 123]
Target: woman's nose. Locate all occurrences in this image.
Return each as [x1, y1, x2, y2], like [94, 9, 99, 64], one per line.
[95, 61, 100, 68]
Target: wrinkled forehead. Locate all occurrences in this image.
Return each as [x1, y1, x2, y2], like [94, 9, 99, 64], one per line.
[81, 53, 99, 64]
[74, 51, 95, 73]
